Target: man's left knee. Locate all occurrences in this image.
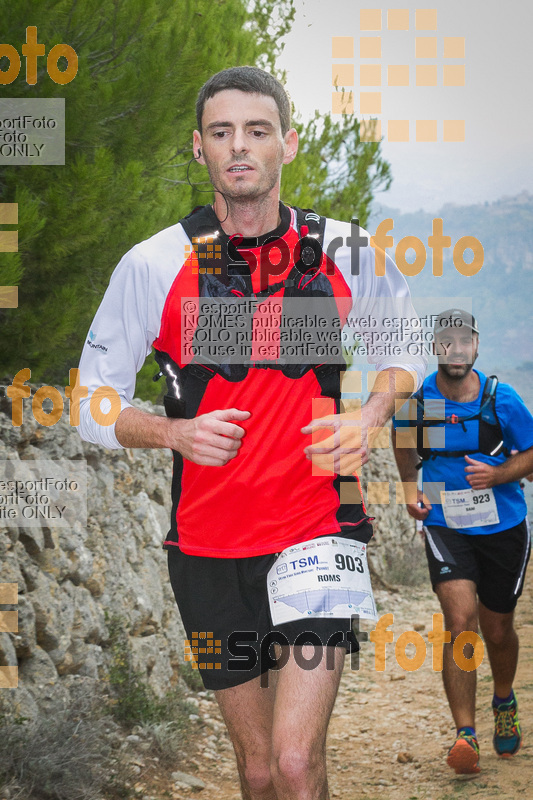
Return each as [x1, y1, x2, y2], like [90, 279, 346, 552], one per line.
[271, 747, 323, 790]
[242, 761, 275, 796]
[482, 617, 516, 647]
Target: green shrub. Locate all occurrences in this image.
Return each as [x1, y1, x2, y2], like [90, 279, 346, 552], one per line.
[105, 615, 195, 729]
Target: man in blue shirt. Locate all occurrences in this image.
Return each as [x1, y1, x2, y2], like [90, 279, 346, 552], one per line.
[393, 309, 533, 775]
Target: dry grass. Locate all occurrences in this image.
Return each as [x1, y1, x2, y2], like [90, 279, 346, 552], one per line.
[0, 698, 131, 800]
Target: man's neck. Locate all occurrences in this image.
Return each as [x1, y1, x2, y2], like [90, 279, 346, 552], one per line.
[213, 195, 281, 237]
[436, 368, 480, 402]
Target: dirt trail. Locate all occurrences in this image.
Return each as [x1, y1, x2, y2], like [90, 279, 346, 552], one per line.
[144, 569, 533, 800]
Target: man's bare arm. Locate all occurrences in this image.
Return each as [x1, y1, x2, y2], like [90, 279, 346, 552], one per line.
[115, 406, 250, 466]
[364, 366, 417, 424]
[391, 424, 432, 520]
[301, 367, 416, 475]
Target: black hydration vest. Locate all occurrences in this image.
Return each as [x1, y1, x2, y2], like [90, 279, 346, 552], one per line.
[154, 204, 373, 544]
[412, 375, 510, 465]
[154, 204, 346, 420]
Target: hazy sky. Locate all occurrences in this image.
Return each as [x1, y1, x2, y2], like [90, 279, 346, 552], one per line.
[278, 0, 533, 211]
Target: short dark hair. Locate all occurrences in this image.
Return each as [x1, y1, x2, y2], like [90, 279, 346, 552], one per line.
[196, 66, 291, 135]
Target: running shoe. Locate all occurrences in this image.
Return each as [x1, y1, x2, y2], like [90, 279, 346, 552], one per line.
[493, 695, 522, 757]
[446, 732, 481, 774]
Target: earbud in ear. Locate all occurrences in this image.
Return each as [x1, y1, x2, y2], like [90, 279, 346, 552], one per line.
[197, 148, 202, 158]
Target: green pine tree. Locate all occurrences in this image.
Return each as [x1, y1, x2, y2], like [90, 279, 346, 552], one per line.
[0, 0, 390, 402]
[0, 0, 294, 389]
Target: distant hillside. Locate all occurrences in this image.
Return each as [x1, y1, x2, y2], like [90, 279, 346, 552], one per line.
[368, 192, 533, 371]
[366, 192, 533, 506]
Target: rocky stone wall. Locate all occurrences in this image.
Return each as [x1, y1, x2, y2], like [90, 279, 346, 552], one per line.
[363, 437, 425, 588]
[0, 396, 185, 720]
[0, 393, 417, 720]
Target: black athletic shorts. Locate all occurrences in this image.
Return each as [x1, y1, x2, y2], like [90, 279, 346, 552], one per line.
[167, 523, 373, 691]
[424, 518, 531, 614]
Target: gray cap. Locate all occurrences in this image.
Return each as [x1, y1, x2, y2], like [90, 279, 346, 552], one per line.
[434, 308, 479, 335]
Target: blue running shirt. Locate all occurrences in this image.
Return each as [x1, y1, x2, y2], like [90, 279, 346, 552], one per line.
[394, 370, 533, 534]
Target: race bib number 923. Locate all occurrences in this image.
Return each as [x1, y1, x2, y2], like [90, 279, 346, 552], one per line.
[441, 487, 500, 529]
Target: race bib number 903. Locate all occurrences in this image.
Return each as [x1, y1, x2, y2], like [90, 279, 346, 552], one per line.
[267, 536, 377, 626]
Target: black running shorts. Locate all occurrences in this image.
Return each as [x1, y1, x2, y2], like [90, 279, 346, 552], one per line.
[167, 525, 372, 691]
[424, 518, 531, 614]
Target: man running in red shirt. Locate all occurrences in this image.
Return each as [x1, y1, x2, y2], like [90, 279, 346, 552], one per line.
[78, 67, 424, 799]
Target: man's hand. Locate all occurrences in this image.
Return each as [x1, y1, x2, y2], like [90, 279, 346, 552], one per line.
[465, 446, 533, 489]
[173, 408, 250, 466]
[115, 405, 250, 464]
[301, 404, 383, 475]
[406, 488, 433, 521]
[464, 455, 498, 489]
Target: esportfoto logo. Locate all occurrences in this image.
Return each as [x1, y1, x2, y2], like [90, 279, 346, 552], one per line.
[183, 613, 484, 687]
